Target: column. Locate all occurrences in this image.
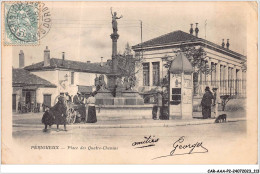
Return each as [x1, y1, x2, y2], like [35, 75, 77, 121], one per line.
[216, 61, 220, 88]
[236, 66, 243, 96]
[207, 58, 211, 87]
[149, 62, 153, 88]
[232, 66, 236, 95]
[224, 65, 228, 95]
[242, 70, 246, 97]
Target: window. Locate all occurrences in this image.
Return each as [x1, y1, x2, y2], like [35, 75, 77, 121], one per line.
[71, 72, 74, 85]
[211, 63, 216, 86]
[152, 62, 160, 86]
[143, 63, 150, 86]
[171, 88, 181, 105]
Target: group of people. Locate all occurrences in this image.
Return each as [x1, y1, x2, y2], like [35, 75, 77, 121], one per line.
[201, 86, 221, 119]
[41, 91, 97, 132]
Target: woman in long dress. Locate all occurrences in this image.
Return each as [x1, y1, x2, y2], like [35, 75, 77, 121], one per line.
[86, 92, 97, 123]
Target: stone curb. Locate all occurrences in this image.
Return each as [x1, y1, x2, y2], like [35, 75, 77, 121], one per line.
[13, 118, 246, 129]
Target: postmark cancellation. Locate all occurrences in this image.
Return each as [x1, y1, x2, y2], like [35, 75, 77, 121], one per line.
[2, 1, 51, 46]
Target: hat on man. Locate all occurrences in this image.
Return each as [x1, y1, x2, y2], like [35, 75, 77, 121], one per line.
[212, 87, 218, 91]
[205, 86, 210, 91]
[77, 92, 81, 95]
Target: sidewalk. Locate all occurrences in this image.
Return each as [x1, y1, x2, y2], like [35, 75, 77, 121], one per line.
[13, 111, 246, 129]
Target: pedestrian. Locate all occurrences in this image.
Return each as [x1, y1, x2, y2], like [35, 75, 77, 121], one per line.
[73, 92, 86, 123]
[86, 92, 97, 123]
[52, 96, 67, 131]
[212, 88, 221, 118]
[201, 86, 214, 119]
[41, 106, 54, 132]
[152, 88, 163, 120]
[65, 92, 72, 103]
[152, 93, 158, 120]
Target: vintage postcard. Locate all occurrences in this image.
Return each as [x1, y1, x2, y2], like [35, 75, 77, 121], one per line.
[1, 1, 258, 167]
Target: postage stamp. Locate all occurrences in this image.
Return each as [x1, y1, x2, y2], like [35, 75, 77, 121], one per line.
[3, 1, 51, 46]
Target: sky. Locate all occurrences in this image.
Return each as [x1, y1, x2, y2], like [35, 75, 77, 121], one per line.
[12, 1, 249, 68]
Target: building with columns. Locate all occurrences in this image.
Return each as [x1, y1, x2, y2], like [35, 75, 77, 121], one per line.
[132, 28, 246, 99]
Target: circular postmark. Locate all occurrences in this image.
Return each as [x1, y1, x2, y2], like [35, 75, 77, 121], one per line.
[6, 2, 51, 43]
[37, 2, 52, 40]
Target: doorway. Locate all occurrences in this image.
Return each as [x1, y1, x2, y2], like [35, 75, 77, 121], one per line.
[43, 94, 52, 107]
[25, 92, 31, 104]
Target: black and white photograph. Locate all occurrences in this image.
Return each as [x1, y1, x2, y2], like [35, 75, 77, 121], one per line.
[1, 1, 258, 170]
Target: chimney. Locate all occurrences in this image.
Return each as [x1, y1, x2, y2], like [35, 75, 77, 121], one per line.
[189, 24, 194, 35]
[19, 50, 24, 68]
[61, 52, 65, 66]
[222, 39, 225, 48]
[226, 39, 230, 49]
[100, 57, 104, 67]
[44, 46, 50, 67]
[195, 23, 199, 37]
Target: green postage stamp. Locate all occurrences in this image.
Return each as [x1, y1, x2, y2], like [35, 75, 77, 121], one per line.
[3, 1, 51, 45]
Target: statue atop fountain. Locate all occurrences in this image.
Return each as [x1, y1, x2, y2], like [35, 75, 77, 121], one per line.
[111, 7, 123, 34]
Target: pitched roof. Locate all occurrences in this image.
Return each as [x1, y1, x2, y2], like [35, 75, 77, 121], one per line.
[24, 58, 112, 74]
[132, 30, 245, 60]
[169, 52, 193, 74]
[134, 30, 199, 48]
[13, 68, 56, 88]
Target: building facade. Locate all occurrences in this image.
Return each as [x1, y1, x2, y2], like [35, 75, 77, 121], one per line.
[20, 47, 111, 111]
[132, 30, 247, 98]
[12, 68, 57, 112]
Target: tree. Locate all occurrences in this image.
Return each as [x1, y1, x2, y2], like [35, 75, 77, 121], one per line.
[162, 46, 211, 97]
[163, 46, 210, 75]
[116, 43, 144, 90]
[123, 42, 132, 56]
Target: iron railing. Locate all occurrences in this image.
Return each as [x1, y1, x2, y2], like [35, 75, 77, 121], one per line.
[194, 79, 246, 97]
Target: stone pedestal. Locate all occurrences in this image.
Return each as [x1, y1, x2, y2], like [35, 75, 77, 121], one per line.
[94, 30, 147, 120]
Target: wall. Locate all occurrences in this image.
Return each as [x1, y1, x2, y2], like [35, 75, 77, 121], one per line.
[32, 70, 58, 85]
[36, 87, 59, 109]
[13, 87, 22, 112]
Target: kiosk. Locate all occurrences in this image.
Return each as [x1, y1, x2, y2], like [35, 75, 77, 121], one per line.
[169, 53, 193, 119]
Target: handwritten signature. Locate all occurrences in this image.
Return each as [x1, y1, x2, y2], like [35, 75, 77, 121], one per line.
[132, 136, 159, 148]
[152, 136, 208, 160]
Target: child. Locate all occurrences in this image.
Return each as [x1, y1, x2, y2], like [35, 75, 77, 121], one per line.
[41, 106, 54, 132]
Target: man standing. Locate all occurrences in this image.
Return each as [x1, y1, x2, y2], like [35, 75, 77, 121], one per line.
[201, 86, 214, 119]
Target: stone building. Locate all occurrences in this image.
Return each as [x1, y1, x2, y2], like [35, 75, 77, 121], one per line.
[12, 68, 56, 112]
[17, 46, 112, 111]
[132, 26, 247, 99]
